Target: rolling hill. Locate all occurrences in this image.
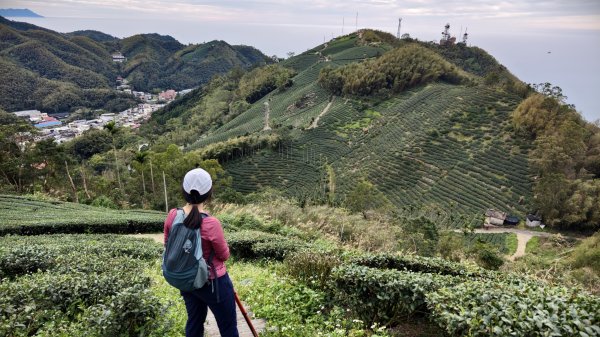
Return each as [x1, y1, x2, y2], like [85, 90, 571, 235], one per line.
[149, 30, 533, 225]
[0, 16, 270, 113]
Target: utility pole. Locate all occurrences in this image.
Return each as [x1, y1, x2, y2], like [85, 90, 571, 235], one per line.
[397, 18, 402, 39]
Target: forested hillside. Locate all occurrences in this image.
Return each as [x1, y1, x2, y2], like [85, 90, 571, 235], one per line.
[0, 16, 269, 113]
[142, 30, 531, 227]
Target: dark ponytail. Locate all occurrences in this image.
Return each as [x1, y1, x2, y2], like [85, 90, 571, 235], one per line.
[182, 188, 212, 229]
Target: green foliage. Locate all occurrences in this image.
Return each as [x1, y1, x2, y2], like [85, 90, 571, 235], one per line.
[461, 232, 512, 254]
[513, 93, 600, 230]
[344, 179, 391, 218]
[237, 64, 296, 103]
[358, 30, 400, 46]
[284, 249, 342, 289]
[0, 234, 163, 337]
[332, 264, 459, 326]
[0, 194, 164, 236]
[319, 44, 464, 96]
[402, 216, 439, 257]
[226, 230, 306, 260]
[230, 261, 385, 337]
[68, 129, 113, 160]
[570, 231, 600, 274]
[427, 279, 600, 336]
[471, 241, 504, 270]
[348, 252, 490, 278]
[0, 21, 268, 112]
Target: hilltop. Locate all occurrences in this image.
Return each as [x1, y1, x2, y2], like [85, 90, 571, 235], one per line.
[0, 17, 270, 113]
[145, 30, 533, 225]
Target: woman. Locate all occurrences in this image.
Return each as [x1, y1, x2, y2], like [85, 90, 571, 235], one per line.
[163, 168, 239, 337]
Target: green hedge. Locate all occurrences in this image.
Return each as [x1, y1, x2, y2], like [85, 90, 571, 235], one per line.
[226, 230, 306, 260]
[427, 279, 600, 337]
[0, 234, 164, 337]
[348, 252, 492, 278]
[331, 264, 459, 326]
[0, 195, 164, 236]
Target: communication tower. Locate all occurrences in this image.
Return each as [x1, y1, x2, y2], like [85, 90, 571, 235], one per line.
[462, 28, 468, 44]
[440, 23, 456, 46]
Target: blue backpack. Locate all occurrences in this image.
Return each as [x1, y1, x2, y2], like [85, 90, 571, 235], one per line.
[162, 209, 214, 292]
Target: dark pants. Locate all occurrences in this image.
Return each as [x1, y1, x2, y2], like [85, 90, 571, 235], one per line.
[180, 273, 239, 337]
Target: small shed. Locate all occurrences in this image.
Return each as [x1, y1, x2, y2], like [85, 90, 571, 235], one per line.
[526, 214, 542, 227]
[504, 215, 519, 226]
[485, 209, 507, 226]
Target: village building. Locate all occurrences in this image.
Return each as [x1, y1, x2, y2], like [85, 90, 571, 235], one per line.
[485, 209, 507, 226]
[13, 110, 43, 122]
[112, 52, 126, 63]
[526, 214, 542, 227]
[100, 113, 116, 123]
[158, 89, 177, 102]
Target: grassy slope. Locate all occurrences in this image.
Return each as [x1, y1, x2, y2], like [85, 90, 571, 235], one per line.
[186, 33, 532, 220]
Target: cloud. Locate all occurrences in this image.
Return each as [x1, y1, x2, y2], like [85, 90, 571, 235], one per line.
[3, 0, 600, 30]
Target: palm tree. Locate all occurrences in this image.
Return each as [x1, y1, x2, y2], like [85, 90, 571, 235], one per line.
[133, 151, 148, 195]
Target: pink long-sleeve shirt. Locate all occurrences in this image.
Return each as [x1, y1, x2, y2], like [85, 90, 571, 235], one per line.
[163, 208, 230, 279]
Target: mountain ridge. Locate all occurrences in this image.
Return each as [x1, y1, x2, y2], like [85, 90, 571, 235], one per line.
[143, 30, 534, 224]
[0, 9, 43, 18]
[0, 17, 270, 113]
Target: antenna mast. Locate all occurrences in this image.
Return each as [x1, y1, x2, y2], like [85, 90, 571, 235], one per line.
[355, 12, 358, 31]
[397, 18, 402, 39]
[342, 16, 345, 35]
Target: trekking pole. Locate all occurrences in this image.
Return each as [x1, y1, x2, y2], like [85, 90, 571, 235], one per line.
[234, 291, 259, 337]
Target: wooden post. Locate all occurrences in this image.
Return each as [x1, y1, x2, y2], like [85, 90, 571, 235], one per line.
[162, 171, 168, 213]
[64, 161, 79, 203]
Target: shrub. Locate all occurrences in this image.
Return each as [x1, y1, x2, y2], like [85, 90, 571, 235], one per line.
[284, 249, 342, 289]
[0, 234, 164, 337]
[0, 245, 56, 279]
[570, 231, 600, 274]
[348, 252, 491, 278]
[470, 241, 504, 270]
[91, 195, 118, 209]
[427, 279, 600, 337]
[331, 264, 459, 326]
[226, 230, 305, 260]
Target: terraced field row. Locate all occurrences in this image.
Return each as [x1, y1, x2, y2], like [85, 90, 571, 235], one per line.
[0, 194, 164, 235]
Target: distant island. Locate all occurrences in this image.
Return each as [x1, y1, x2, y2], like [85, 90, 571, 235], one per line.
[0, 8, 43, 18]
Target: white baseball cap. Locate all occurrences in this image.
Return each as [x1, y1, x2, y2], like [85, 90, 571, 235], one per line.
[182, 168, 212, 195]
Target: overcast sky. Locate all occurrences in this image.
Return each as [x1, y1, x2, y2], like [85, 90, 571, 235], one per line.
[2, 0, 599, 121]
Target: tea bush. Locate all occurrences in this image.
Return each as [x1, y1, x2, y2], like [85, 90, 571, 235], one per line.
[331, 264, 459, 326]
[0, 234, 164, 337]
[427, 279, 600, 336]
[348, 252, 492, 278]
[226, 230, 306, 260]
[0, 194, 164, 236]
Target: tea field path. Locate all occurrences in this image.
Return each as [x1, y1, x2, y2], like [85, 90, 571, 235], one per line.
[128, 233, 267, 337]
